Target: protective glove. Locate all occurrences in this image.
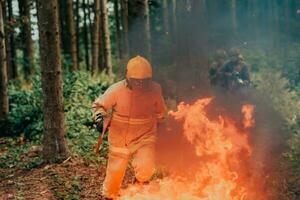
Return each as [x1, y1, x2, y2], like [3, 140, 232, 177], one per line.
[94, 113, 104, 133]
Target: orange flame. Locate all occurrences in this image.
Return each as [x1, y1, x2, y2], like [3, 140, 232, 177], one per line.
[119, 98, 266, 200]
[241, 104, 255, 128]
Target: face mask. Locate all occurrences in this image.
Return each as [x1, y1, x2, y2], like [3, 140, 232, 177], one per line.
[127, 78, 152, 92]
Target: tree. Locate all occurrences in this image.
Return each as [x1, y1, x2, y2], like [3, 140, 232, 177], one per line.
[0, 0, 8, 120]
[18, 0, 34, 79]
[142, 0, 151, 59]
[92, 0, 100, 75]
[83, 0, 90, 70]
[114, 0, 122, 59]
[162, 0, 169, 35]
[231, 0, 237, 33]
[75, 0, 80, 63]
[36, 0, 69, 162]
[3, 0, 17, 80]
[66, 0, 78, 71]
[128, 0, 151, 59]
[100, 0, 112, 75]
[120, 0, 129, 58]
[7, 0, 17, 79]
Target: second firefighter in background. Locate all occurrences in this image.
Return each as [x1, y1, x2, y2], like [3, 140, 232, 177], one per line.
[92, 56, 166, 199]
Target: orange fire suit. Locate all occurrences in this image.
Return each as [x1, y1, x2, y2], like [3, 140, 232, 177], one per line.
[92, 79, 166, 198]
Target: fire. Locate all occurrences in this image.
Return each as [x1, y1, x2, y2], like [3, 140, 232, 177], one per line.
[119, 98, 266, 200]
[241, 104, 255, 128]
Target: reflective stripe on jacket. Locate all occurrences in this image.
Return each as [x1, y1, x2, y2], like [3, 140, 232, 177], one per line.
[92, 80, 166, 147]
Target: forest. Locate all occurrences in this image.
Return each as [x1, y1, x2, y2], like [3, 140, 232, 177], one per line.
[0, 0, 300, 199]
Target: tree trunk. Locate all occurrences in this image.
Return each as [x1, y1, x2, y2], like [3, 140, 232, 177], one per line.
[120, 0, 129, 58]
[58, 0, 70, 58]
[284, 0, 290, 38]
[66, 0, 78, 71]
[36, 0, 69, 162]
[83, 0, 90, 70]
[170, 0, 177, 64]
[92, 0, 100, 75]
[87, 0, 93, 44]
[231, 0, 237, 34]
[128, 0, 151, 59]
[171, 0, 177, 34]
[18, 0, 34, 79]
[143, 0, 151, 59]
[114, 0, 122, 59]
[0, 0, 8, 120]
[75, 0, 80, 63]
[2, 0, 10, 78]
[162, 0, 169, 35]
[7, 0, 17, 79]
[98, 8, 104, 71]
[100, 0, 112, 75]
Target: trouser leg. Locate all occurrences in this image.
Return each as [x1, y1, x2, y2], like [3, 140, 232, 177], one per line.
[132, 143, 155, 183]
[102, 151, 129, 199]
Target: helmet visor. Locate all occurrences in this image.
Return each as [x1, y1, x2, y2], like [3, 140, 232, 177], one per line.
[128, 78, 152, 92]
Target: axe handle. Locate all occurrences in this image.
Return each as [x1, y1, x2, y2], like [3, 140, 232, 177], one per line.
[95, 117, 111, 154]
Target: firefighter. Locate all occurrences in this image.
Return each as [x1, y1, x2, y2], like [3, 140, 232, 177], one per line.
[92, 56, 166, 199]
[209, 49, 227, 87]
[220, 48, 251, 90]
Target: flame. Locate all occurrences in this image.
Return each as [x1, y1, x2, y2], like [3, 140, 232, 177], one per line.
[241, 104, 255, 128]
[119, 98, 266, 200]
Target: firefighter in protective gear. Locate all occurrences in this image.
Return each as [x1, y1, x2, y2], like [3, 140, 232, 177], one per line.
[220, 48, 251, 90]
[209, 49, 227, 86]
[92, 56, 166, 199]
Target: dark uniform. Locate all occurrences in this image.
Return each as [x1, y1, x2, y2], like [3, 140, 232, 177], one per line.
[209, 49, 227, 86]
[220, 49, 251, 90]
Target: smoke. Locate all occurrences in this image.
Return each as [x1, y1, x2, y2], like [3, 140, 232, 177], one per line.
[125, 2, 291, 197]
[154, 87, 287, 199]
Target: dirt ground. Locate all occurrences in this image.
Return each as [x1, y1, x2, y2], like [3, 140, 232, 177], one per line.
[0, 140, 136, 200]
[0, 158, 108, 200]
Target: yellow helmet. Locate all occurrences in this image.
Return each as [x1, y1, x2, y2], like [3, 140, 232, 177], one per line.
[126, 56, 152, 79]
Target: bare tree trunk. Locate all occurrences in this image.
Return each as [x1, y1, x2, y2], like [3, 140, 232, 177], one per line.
[143, 0, 151, 59]
[120, 0, 129, 58]
[7, 0, 17, 79]
[19, 0, 34, 79]
[98, 10, 104, 71]
[171, 0, 177, 34]
[114, 0, 122, 59]
[0, 0, 8, 120]
[58, 0, 69, 57]
[101, 0, 112, 75]
[231, 0, 237, 34]
[66, 0, 78, 71]
[128, 0, 151, 59]
[92, 0, 100, 75]
[170, 0, 177, 64]
[272, 0, 279, 48]
[36, 0, 69, 162]
[75, 0, 80, 63]
[87, 0, 93, 53]
[284, 0, 290, 37]
[83, 0, 90, 70]
[2, 0, 10, 78]
[162, 0, 169, 35]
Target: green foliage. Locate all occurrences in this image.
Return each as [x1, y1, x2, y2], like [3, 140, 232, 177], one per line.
[244, 47, 300, 199]
[243, 47, 300, 126]
[47, 172, 82, 200]
[4, 75, 43, 140]
[63, 71, 112, 162]
[243, 45, 300, 88]
[0, 139, 43, 170]
[252, 68, 300, 126]
[0, 71, 114, 167]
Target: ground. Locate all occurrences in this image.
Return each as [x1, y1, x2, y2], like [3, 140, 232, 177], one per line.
[0, 138, 135, 200]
